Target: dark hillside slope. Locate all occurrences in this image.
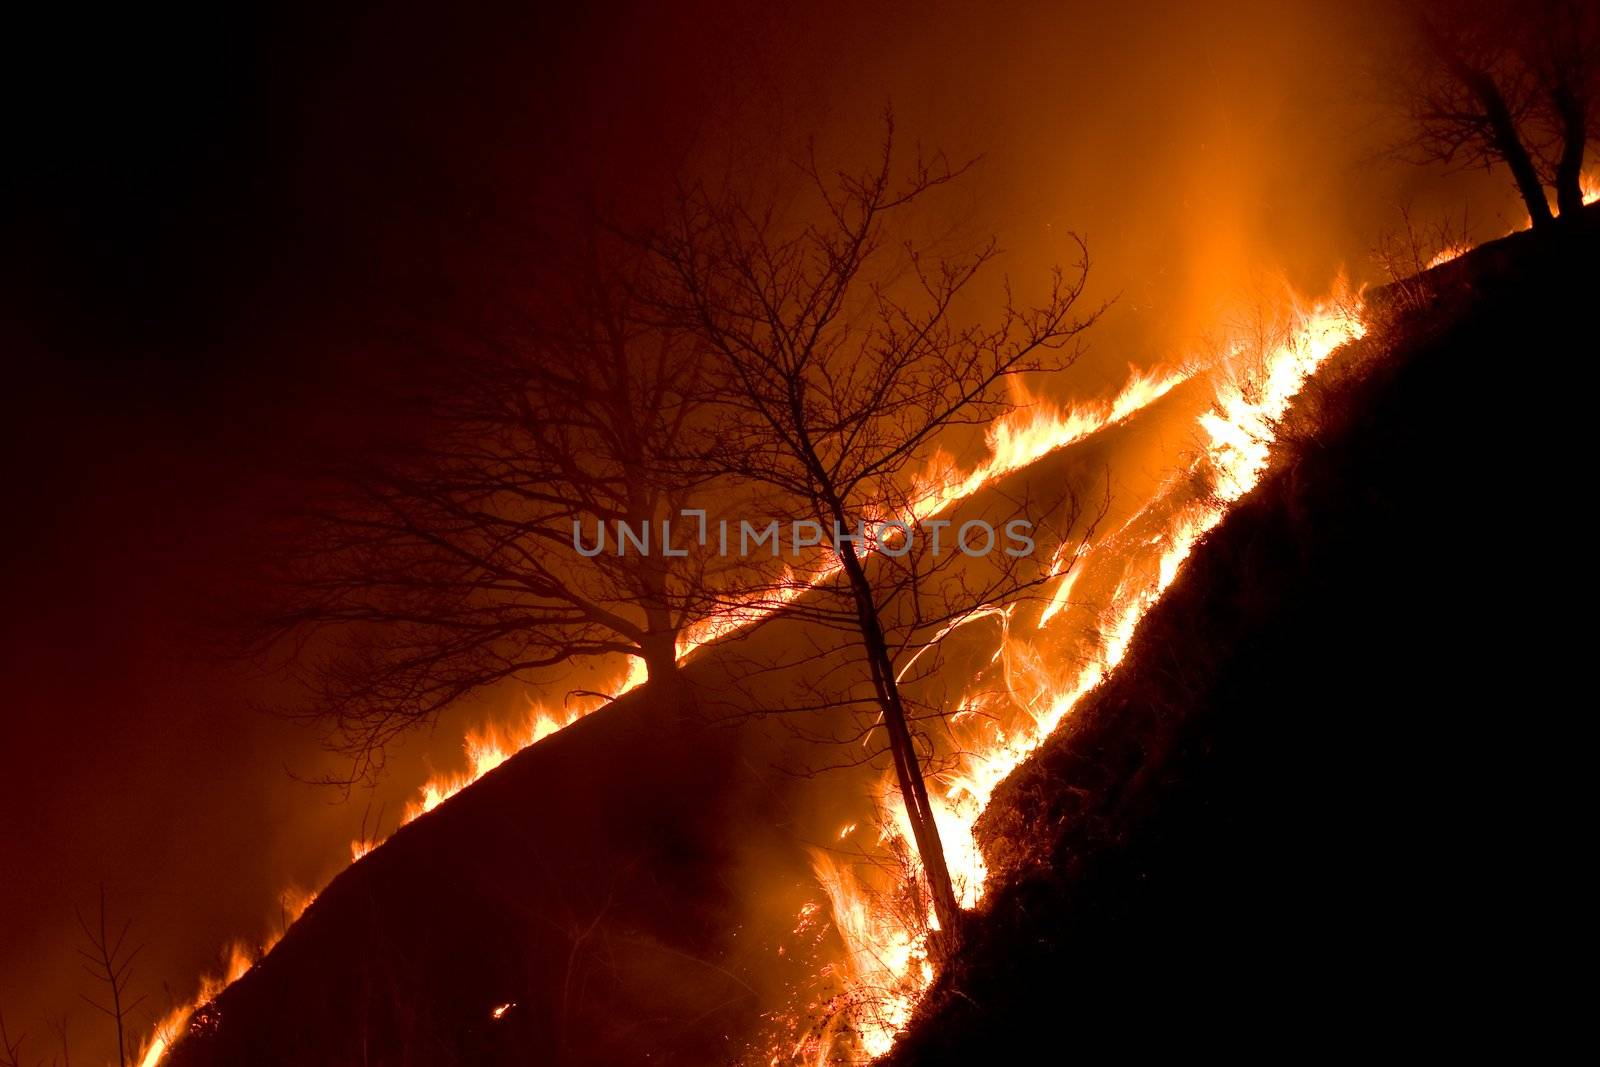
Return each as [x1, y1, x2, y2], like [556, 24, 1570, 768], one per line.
[886, 212, 1598, 1059]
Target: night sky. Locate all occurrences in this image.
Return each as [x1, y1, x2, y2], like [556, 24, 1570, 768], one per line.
[1, 2, 1523, 1061]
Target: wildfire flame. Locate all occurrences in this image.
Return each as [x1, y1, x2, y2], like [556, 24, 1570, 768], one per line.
[908, 365, 1191, 521]
[134, 888, 315, 1067]
[789, 280, 1366, 1062]
[136, 280, 1360, 1066]
[124, 135, 1593, 1061]
[1426, 173, 1597, 271]
[399, 704, 585, 824]
[132, 702, 592, 1064]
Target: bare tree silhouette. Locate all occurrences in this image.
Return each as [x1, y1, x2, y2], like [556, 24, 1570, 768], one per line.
[0, 1008, 24, 1067]
[1524, 0, 1600, 214]
[3, 998, 77, 1066]
[47, 1016, 68, 1067]
[256, 223, 738, 778]
[649, 117, 1102, 937]
[74, 888, 144, 1067]
[1387, 0, 1597, 228]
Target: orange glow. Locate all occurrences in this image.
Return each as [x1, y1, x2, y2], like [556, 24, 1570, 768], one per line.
[908, 365, 1190, 522]
[398, 702, 584, 824]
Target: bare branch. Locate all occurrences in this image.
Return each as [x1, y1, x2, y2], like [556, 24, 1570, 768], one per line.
[648, 115, 1104, 943]
[74, 888, 143, 1067]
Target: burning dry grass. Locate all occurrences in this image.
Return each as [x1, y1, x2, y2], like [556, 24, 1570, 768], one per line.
[762, 280, 1367, 1063]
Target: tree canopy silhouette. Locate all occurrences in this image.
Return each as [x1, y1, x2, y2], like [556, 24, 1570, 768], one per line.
[257, 226, 732, 777]
[648, 119, 1102, 936]
[1388, 0, 1597, 227]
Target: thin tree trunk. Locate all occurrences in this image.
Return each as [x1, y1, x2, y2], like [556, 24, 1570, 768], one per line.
[626, 490, 685, 690]
[1468, 71, 1557, 229]
[836, 542, 962, 943]
[91, 891, 128, 1067]
[1552, 84, 1588, 217]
